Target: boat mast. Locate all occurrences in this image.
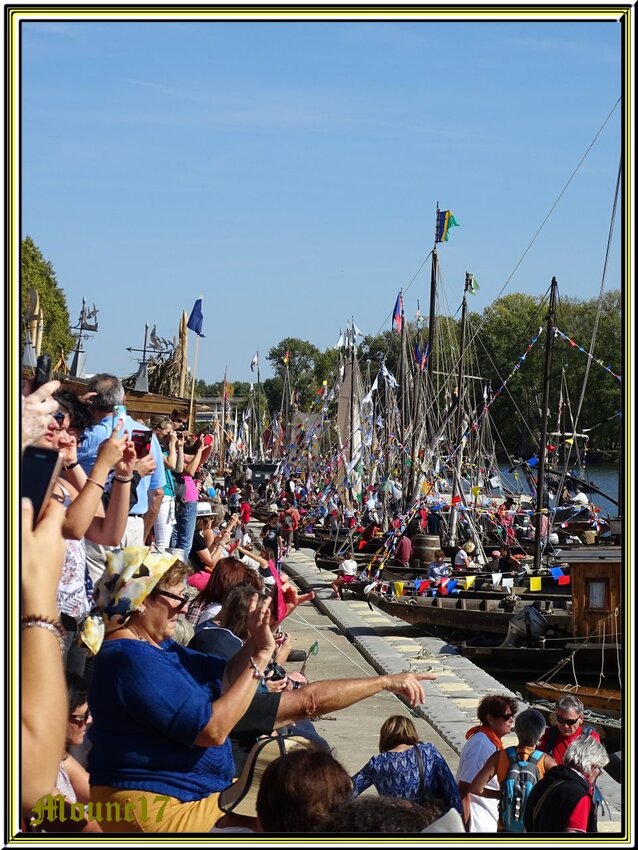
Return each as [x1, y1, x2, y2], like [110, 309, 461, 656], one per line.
[447, 273, 471, 545]
[426, 209, 440, 442]
[533, 276, 559, 570]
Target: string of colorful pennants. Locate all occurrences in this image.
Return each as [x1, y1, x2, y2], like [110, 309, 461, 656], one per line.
[555, 328, 621, 381]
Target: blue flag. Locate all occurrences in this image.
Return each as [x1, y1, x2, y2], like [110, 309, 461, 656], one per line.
[187, 299, 205, 337]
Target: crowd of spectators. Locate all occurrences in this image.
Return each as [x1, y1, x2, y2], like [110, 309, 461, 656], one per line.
[19, 373, 609, 834]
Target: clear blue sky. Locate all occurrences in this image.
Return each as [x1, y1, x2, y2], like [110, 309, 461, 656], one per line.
[21, 16, 623, 385]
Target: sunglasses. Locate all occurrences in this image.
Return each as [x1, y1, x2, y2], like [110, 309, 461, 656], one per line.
[498, 713, 514, 721]
[157, 589, 190, 608]
[69, 710, 90, 726]
[51, 410, 66, 425]
[556, 715, 581, 726]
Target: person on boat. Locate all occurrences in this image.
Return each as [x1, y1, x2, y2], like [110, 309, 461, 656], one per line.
[523, 737, 609, 833]
[497, 546, 524, 573]
[453, 541, 476, 572]
[468, 708, 556, 829]
[456, 693, 518, 832]
[571, 486, 590, 508]
[496, 498, 517, 547]
[488, 550, 501, 569]
[331, 551, 359, 600]
[351, 715, 463, 815]
[394, 527, 414, 568]
[537, 695, 601, 765]
[427, 550, 452, 586]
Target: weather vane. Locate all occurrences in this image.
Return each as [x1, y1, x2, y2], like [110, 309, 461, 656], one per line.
[126, 322, 174, 391]
[69, 298, 99, 377]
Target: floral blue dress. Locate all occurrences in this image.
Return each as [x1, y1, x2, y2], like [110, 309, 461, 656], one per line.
[351, 742, 463, 814]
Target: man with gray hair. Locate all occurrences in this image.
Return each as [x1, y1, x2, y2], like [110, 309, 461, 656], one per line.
[77, 373, 166, 581]
[524, 736, 609, 832]
[538, 694, 601, 765]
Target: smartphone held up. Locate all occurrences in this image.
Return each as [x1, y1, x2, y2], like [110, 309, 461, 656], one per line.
[21, 446, 63, 528]
[131, 429, 152, 459]
[112, 404, 127, 432]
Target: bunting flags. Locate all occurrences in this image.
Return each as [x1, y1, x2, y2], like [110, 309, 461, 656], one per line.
[250, 351, 259, 372]
[435, 209, 459, 243]
[555, 328, 622, 381]
[529, 576, 543, 592]
[392, 291, 403, 334]
[186, 298, 205, 337]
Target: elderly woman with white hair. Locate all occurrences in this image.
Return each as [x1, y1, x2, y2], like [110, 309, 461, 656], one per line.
[523, 736, 609, 833]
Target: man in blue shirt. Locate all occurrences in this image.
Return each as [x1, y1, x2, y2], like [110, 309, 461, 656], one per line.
[77, 373, 166, 582]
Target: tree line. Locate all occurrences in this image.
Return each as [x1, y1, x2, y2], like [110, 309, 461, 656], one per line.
[22, 237, 622, 456]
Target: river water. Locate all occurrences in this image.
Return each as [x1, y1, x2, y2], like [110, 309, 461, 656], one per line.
[498, 463, 620, 517]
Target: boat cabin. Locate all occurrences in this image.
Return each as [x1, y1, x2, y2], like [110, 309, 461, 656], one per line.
[569, 559, 621, 639]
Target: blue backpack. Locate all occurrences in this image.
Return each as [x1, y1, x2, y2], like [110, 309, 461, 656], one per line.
[499, 747, 543, 832]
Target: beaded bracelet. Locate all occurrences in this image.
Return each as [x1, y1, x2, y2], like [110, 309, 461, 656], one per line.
[21, 616, 65, 653]
[249, 657, 265, 680]
[85, 477, 105, 491]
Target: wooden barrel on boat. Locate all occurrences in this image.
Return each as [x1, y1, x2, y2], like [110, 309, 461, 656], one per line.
[411, 533, 441, 568]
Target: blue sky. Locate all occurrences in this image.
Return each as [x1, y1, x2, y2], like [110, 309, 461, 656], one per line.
[21, 17, 623, 385]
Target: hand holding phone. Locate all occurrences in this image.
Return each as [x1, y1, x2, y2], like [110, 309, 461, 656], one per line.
[33, 354, 52, 390]
[21, 446, 63, 528]
[131, 429, 152, 459]
[112, 404, 127, 432]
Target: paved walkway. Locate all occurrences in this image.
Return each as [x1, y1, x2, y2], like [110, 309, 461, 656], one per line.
[279, 545, 623, 833]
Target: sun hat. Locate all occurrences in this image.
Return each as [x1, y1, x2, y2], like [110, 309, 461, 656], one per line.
[491, 550, 502, 558]
[218, 736, 310, 817]
[196, 501, 213, 517]
[462, 541, 476, 553]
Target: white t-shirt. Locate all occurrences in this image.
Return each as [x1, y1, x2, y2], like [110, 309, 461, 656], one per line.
[456, 731, 499, 832]
[573, 491, 589, 506]
[454, 549, 472, 570]
[339, 558, 358, 576]
[240, 553, 261, 572]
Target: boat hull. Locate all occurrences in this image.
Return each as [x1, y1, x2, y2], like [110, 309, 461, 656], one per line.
[525, 680, 621, 712]
[368, 592, 571, 637]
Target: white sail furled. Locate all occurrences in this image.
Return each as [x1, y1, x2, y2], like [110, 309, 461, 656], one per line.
[335, 325, 364, 505]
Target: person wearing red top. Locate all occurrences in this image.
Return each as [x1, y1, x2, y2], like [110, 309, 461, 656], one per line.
[524, 736, 609, 833]
[537, 695, 601, 765]
[279, 502, 301, 552]
[239, 499, 251, 525]
[394, 531, 413, 567]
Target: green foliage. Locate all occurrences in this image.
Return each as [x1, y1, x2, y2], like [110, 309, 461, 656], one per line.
[21, 236, 75, 362]
[267, 337, 322, 409]
[473, 291, 621, 455]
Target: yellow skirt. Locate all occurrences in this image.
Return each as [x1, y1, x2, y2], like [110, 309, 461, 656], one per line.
[89, 785, 223, 833]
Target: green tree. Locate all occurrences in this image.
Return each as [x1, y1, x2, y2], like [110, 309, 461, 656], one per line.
[267, 337, 322, 409]
[21, 236, 75, 363]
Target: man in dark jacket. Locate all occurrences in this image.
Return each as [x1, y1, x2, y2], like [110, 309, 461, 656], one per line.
[524, 736, 609, 833]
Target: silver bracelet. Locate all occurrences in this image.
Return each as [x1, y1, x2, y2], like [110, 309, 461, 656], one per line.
[21, 619, 66, 653]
